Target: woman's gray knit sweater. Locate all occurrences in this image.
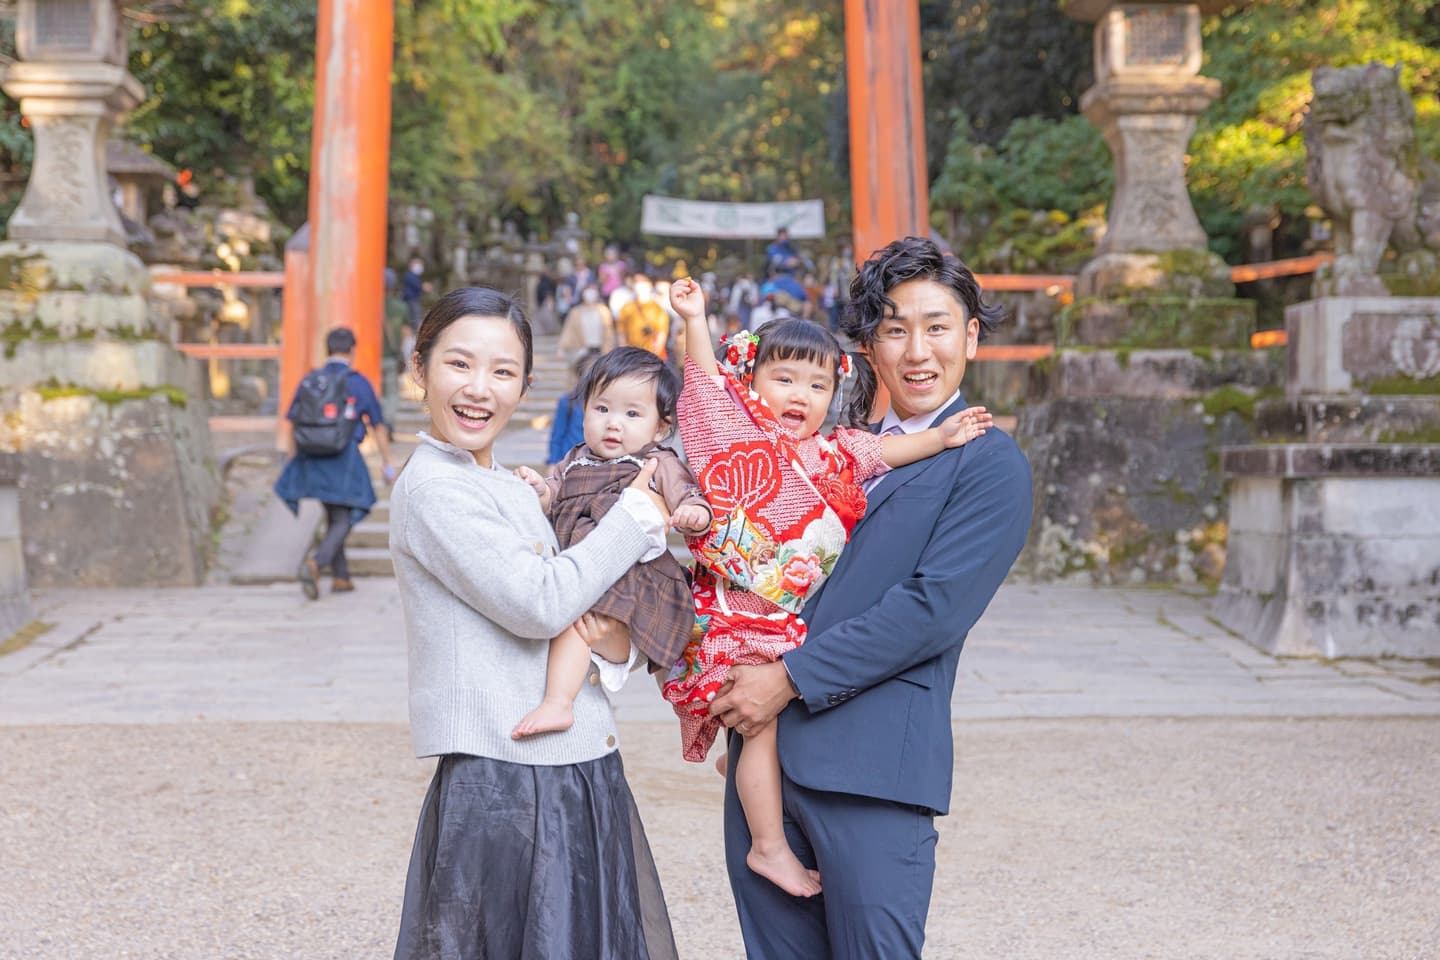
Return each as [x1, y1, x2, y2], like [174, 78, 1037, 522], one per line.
[391, 433, 654, 765]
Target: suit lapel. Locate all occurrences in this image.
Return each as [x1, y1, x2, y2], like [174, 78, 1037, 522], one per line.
[862, 393, 969, 516]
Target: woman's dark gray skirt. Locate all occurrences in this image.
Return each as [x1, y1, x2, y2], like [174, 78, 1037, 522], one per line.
[394, 751, 678, 960]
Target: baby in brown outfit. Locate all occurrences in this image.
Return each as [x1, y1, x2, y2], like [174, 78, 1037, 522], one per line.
[513, 347, 711, 738]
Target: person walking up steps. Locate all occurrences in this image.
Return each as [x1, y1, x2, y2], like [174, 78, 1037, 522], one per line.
[275, 327, 395, 598]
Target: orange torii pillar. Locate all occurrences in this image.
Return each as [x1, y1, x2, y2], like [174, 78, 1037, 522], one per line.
[844, 0, 931, 414]
[306, 0, 393, 386]
[845, 0, 930, 262]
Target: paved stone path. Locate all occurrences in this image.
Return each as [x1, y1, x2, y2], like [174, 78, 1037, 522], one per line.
[6, 580, 1438, 724]
[3, 580, 1438, 958]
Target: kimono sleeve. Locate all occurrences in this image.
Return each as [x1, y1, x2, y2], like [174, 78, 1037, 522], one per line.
[831, 425, 888, 483]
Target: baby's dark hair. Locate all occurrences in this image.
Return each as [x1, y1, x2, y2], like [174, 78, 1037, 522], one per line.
[752, 319, 875, 428]
[578, 347, 680, 434]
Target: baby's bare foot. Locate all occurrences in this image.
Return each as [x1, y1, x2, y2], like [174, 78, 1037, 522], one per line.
[747, 845, 822, 898]
[511, 700, 575, 739]
[714, 752, 729, 779]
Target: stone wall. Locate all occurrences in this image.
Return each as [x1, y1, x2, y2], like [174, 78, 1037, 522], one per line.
[1018, 348, 1281, 584]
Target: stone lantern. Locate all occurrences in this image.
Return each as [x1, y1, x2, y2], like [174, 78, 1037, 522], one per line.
[1064, 1, 1241, 316]
[5, 0, 141, 246]
[0, 0, 218, 588]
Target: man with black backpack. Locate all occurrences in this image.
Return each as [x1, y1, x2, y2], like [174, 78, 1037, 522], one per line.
[274, 327, 395, 599]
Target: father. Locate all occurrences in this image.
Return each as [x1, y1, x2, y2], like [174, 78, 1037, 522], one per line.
[708, 236, 1033, 957]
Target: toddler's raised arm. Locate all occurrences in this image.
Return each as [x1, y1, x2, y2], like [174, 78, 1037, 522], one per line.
[670, 277, 719, 376]
[879, 407, 994, 468]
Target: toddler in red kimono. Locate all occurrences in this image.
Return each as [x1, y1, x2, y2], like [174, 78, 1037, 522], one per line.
[664, 277, 992, 898]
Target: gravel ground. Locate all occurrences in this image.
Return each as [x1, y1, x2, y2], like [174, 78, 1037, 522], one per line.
[3, 718, 1437, 959]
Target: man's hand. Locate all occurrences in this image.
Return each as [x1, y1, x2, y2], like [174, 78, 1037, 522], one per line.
[938, 406, 992, 448]
[708, 661, 798, 735]
[670, 503, 711, 535]
[514, 465, 552, 510]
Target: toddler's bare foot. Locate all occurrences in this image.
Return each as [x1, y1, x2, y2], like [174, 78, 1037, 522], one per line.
[714, 752, 728, 779]
[747, 844, 822, 898]
[511, 700, 574, 739]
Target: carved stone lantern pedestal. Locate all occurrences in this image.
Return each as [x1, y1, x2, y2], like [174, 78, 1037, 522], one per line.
[0, 0, 217, 587]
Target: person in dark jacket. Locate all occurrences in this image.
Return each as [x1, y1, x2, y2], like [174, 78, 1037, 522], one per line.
[275, 327, 395, 597]
[546, 350, 599, 466]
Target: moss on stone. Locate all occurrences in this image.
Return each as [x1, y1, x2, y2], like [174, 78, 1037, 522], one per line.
[1, 319, 163, 359]
[1365, 374, 1440, 396]
[0, 252, 47, 295]
[1200, 384, 1283, 421]
[1381, 272, 1440, 298]
[1378, 425, 1440, 444]
[1063, 296, 1256, 349]
[1150, 248, 1228, 279]
[35, 383, 188, 409]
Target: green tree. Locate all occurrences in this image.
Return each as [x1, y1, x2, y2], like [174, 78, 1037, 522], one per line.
[127, 0, 318, 226]
[920, 0, 1092, 179]
[1191, 0, 1440, 259]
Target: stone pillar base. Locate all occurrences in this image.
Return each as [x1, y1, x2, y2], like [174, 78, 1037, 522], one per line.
[0, 452, 32, 637]
[1017, 347, 1280, 584]
[1217, 445, 1440, 658]
[5, 388, 215, 587]
[0, 241, 218, 587]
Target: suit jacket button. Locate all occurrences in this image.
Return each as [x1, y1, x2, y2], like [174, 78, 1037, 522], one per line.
[533, 541, 546, 554]
[588, 672, 600, 686]
[605, 735, 616, 747]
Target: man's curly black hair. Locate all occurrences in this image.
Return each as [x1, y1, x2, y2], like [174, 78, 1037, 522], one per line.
[841, 236, 1005, 347]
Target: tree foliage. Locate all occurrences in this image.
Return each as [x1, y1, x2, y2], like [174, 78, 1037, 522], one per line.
[926, 0, 1440, 267]
[2, 0, 1438, 268]
[127, 0, 318, 225]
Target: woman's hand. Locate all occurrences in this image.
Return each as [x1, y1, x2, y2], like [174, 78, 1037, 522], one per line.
[626, 458, 667, 517]
[938, 406, 992, 448]
[670, 504, 711, 534]
[669, 277, 706, 322]
[514, 465, 553, 510]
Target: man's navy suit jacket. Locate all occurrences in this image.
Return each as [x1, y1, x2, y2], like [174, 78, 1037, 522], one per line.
[779, 393, 1032, 815]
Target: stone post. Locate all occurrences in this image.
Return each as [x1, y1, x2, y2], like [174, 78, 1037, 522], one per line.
[0, 0, 218, 587]
[1015, 2, 1274, 584]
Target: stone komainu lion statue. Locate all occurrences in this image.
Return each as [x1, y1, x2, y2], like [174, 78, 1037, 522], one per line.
[1305, 63, 1440, 297]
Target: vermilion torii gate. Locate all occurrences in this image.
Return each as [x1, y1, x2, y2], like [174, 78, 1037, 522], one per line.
[301, 1, 929, 389]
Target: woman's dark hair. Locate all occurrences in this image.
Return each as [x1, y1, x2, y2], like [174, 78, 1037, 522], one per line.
[751, 318, 876, 429]
[577, 347, 680, 434]
[842, 236, 1004, 347]
[325, 326, 357, 356]
[412, 287, 533, 392]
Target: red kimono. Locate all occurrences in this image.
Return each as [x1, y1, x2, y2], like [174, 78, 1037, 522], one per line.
[662, 357, 887, 761]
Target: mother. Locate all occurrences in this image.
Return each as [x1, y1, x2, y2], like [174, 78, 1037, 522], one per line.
[390, 287, 678, 960]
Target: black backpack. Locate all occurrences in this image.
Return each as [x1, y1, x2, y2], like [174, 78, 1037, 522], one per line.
[291, 367, 359, 457]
